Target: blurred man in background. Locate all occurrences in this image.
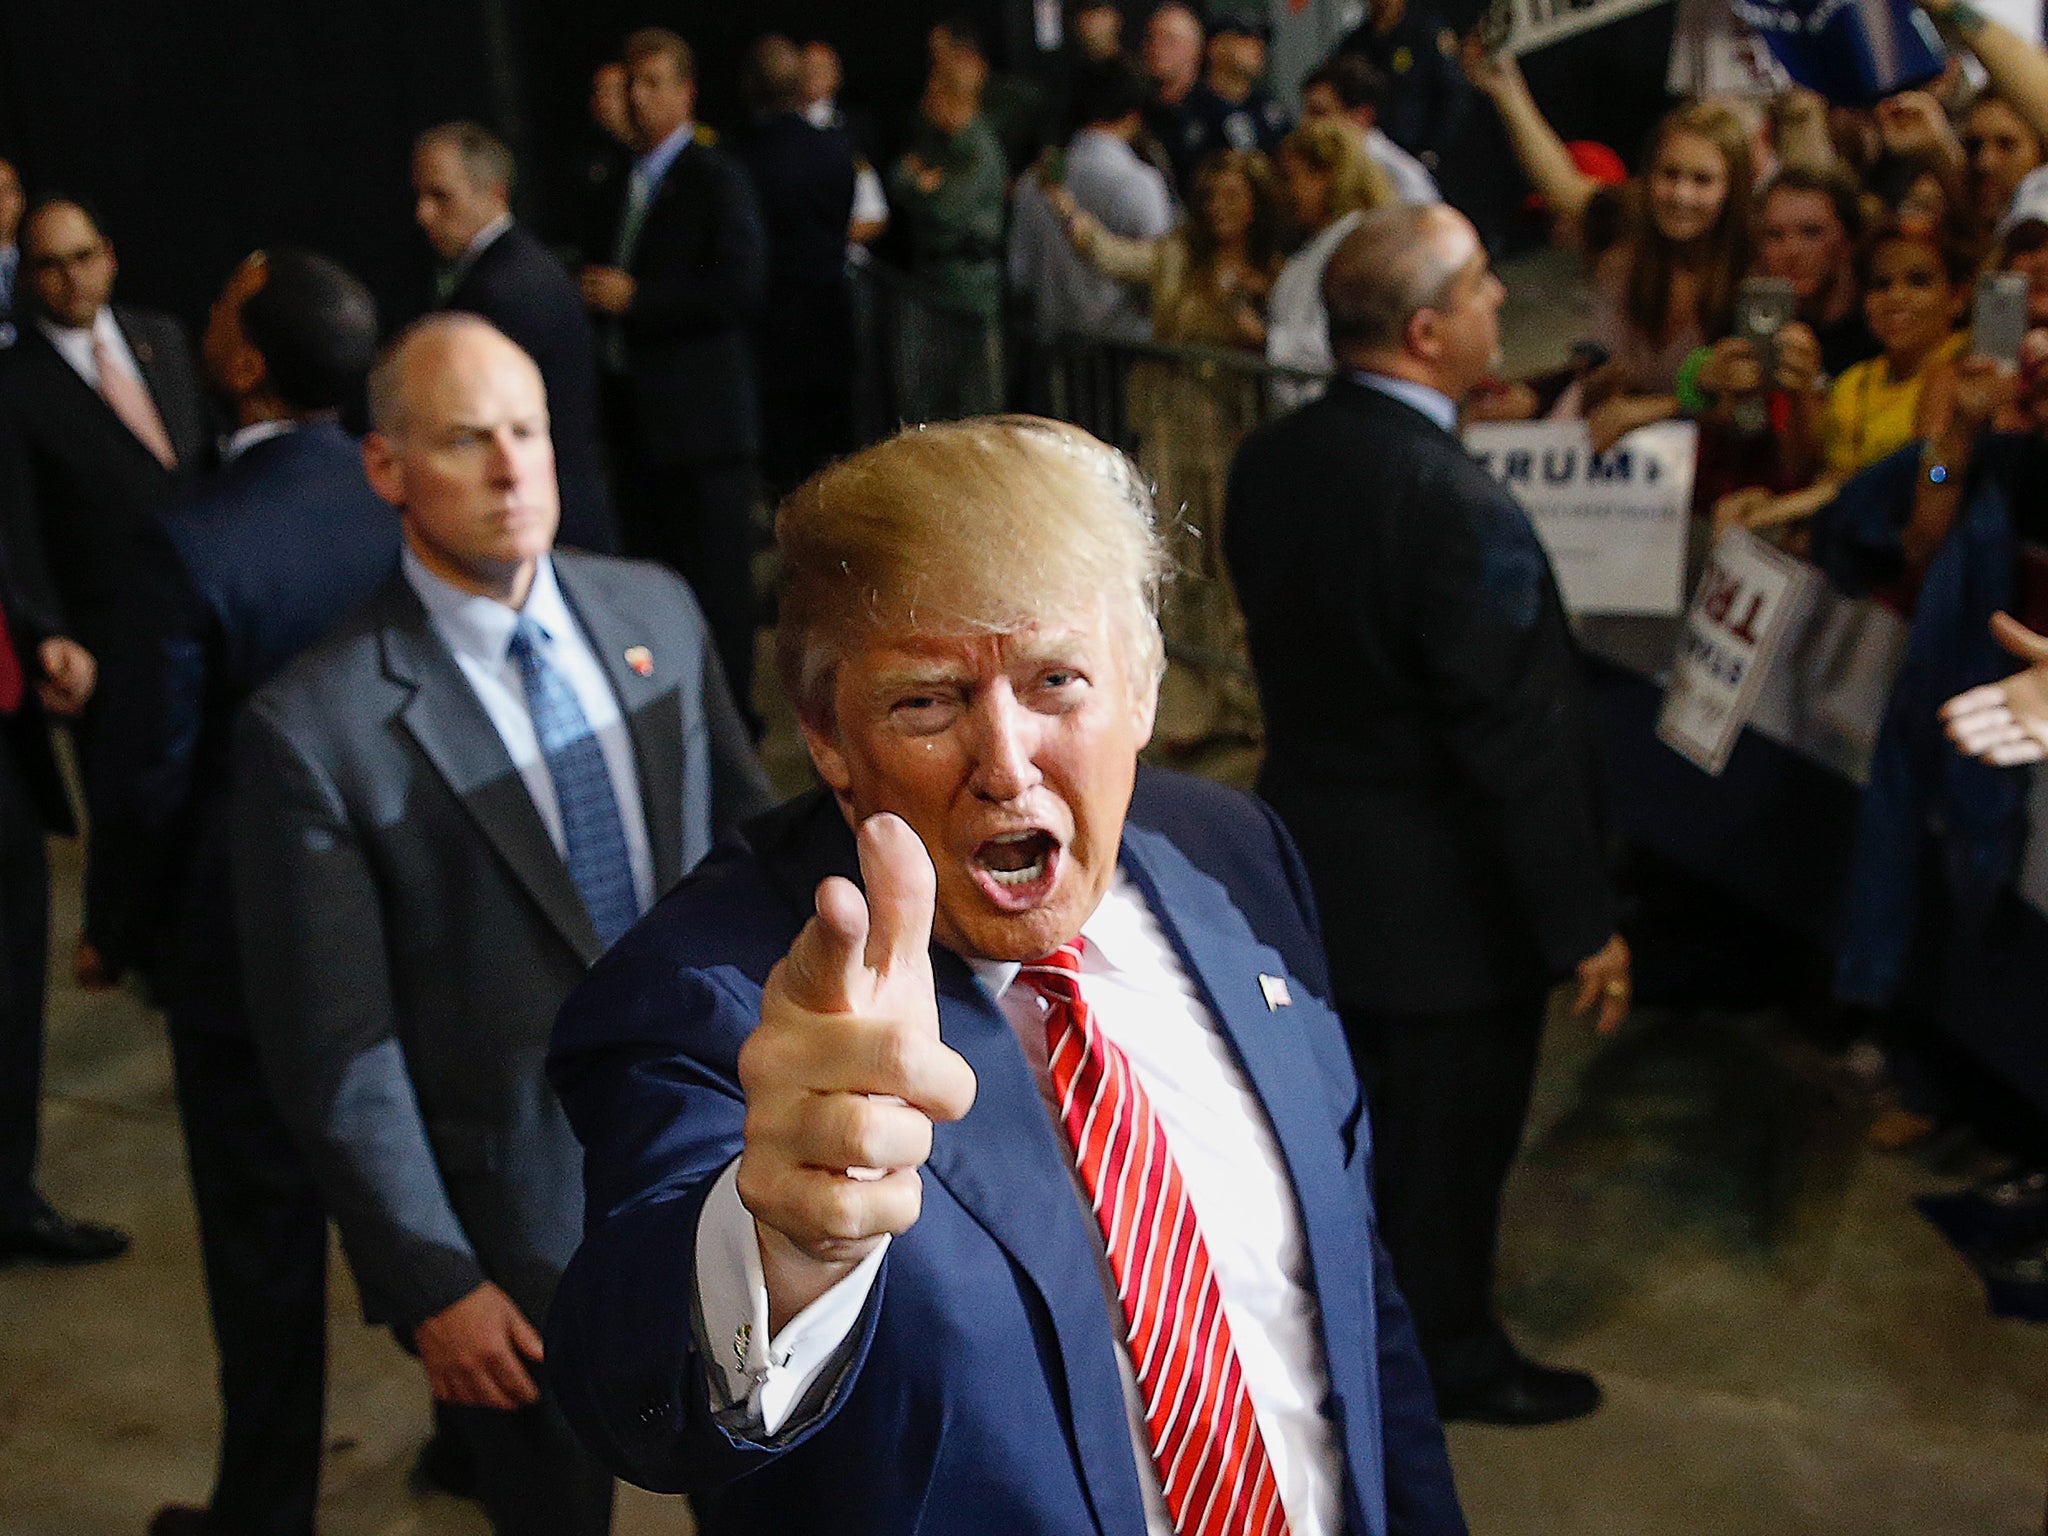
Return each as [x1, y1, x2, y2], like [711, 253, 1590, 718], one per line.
[415, 120, 617, 553]
[87, 247, 393, 1536]
[584, 27, 767, 733]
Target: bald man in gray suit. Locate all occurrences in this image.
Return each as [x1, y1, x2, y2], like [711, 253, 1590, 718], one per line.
[234, 315, 771, 1536]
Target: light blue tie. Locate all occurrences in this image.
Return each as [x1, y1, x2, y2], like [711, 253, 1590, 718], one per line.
[506, 616, 641, 947]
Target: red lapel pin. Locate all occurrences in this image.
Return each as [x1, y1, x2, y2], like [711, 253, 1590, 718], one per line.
[624, 646, 653, 677]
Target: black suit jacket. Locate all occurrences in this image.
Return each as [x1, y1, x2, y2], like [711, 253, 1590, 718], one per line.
[0, 306, 208, 657]
[445, 223, 617, 554]
[86, 420, 402, 1017]
[734, 114, 857, 394]
[1224, 378, 1615, 1014]
[602, 136, 769, 466]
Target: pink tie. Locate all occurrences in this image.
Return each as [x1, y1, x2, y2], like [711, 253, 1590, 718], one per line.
[94, 334, 177, 469]
[1017, 941, 1290, 1536]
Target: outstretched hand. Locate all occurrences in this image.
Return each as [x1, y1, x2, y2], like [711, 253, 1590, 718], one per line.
[1941, 612, 2048, 766]
[736, 814, 977, 1330]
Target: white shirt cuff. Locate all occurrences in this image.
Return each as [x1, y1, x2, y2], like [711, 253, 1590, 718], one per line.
[693, 1158, 890, 1436]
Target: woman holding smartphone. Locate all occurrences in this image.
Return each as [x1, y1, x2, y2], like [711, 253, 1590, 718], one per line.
[1464, 43, 1755, 450]
[1716, 221, 1975, 539]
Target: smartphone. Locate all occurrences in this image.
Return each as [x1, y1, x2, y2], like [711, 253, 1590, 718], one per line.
[1973, 271, 2031, 368]
[1735, 275, 1798, 347]
[1732, 276, 1797, 431]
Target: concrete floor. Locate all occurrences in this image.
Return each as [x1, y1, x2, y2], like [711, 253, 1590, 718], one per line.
[7, 248, 2048, 1532]
[9, 841, 2048, 1534]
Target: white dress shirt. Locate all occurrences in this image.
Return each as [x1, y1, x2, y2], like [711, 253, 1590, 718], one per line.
[401, 550, 656, 914]
[1353, 370, 1458, 433]
[39, 306, 146, 393]
[440, 212, 514, 298]
[221, 418, 298, 464]
[1366, 128, 1442, 208]
[694, 872, 1343, 1535]
[1265, 208, 1365, 410]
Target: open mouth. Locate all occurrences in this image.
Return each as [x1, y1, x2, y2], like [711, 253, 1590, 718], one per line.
[970, 829, 1060, 908]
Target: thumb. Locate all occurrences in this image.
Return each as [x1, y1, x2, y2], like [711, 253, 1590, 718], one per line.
[1992, 610, 2048, 667]
[856, 813, 937, 984]
[779, 874, 873, 1013]
[508, 1303, 545, 1363]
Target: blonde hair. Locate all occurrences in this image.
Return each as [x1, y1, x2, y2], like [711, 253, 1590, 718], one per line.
[1280, 118, 1396, 225]
[775, 417, 1169, 727]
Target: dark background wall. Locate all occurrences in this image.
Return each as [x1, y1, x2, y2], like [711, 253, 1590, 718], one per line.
[0, 0, 1674, 340]
[0, 0, 1013, 340]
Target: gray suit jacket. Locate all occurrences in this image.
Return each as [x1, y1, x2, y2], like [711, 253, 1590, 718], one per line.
[232, 550, 773, 1335]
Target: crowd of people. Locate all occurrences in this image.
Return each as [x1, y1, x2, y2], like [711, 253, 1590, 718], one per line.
[2, 2, 2048, 1534]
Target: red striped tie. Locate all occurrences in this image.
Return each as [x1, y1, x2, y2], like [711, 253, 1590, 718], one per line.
[1018, 941, 1290, 1536]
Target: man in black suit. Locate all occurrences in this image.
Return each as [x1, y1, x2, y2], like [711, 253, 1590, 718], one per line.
[235, 315, 771, 1536]
[733, 35, 856, 499]
[84, 248, 396, 1536]
[582, 27, 768, 733]
[415, 121, 617, 555]
[0, 199, 209, 666]
[0, 504, 127, 1267]
[1226, 204, 1631, 1428]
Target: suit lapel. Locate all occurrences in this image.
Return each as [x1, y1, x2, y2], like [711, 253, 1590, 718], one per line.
[1115, 826, 1380, 1425]
[922, 959, 1154, 1536]
[20, 327, 153, 464]
[554, 556, 686, 893]
[760, 797, 1149, 1534]
[376, 581, 604, 964]
[115, 310, 168, 415]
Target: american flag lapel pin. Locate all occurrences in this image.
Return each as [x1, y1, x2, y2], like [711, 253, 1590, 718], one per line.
[624, 645, 653, 677]
[1259, 973, 1292, 1011]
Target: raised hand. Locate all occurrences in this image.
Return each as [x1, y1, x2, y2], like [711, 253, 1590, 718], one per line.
[1941, 611, 2048, 765]
[736, 813, 977, 1329]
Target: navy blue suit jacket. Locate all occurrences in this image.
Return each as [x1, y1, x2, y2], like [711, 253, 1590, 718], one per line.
[545, 775, 1465, 1536]
[87, 419, 400, 1021]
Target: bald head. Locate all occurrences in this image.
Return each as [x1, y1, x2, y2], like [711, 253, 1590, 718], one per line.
[1324, 205, 1501, 398]
[363, 315, 558, 603]
[1324, 205, 1473, 355]
[367, 313, 530, 435]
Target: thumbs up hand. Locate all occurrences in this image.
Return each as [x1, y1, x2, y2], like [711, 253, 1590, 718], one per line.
[737, 813, 978, 1329]
[1940, 612, 2048, 766]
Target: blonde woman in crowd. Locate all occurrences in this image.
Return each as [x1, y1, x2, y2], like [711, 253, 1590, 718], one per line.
[1059, 148, 1290, 757]
[1265, 118, 1398, 402]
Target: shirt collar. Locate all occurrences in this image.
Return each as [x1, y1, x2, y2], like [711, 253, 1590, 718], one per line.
[802, 99, 836, 130]
[39, 305, 114, 345]
[461, 212, 513, 266]
[967, 869, 1146, 1001]
[401, 546, 569, 669]
[632, 120, 695, 190]
[223, 418, 298, 462]
[1352, 370, 1457, 432]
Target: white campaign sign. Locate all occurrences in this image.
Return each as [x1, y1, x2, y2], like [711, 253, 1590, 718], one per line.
[1464, 420, 1695, 618]
[1656, 527, 1818, 775]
